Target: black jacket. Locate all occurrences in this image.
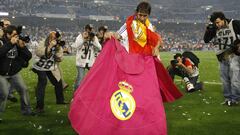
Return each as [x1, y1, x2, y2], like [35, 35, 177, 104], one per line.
[204, 19, 240, 43]
[0, 36, 32, 76]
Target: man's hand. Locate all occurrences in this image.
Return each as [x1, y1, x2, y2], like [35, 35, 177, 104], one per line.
[17, 40, 26, 48]
[153, 40, 163, 60]
[49, 40, 57, 48]
[175, 62, 183, 67]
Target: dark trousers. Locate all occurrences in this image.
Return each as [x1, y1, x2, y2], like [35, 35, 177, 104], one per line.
[32, 68, 64, 109]
[168, 66, 202, 91]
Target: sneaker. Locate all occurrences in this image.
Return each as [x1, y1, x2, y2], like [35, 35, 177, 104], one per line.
[222, 100, 239, 107]
[221, 99, 229, 105]
[7, 96, 18, 103]
[229, 101, 239, 106]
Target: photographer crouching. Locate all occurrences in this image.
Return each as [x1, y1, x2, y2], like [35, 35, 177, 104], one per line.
[204, 12, 240, 106]
[167, 53, 203, 92]
[71, 24, 102, 91]
[0, 25, 34, 122]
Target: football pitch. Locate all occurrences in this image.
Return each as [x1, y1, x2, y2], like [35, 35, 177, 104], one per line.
[1, 51, 239, 135]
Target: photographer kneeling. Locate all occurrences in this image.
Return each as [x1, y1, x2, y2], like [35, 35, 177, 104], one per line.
[167, 53, 203, 92]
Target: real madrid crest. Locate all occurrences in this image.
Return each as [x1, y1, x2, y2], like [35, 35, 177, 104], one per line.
[110, 81, 136, 121]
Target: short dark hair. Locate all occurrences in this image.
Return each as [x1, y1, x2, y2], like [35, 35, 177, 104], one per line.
[174, 53, 182, 59]
[3, 25, 17, 35]
[210, 12, 226, 22]
[136, 1, 151, 15]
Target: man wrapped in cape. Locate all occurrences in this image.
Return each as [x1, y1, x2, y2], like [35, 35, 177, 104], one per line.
[69, 2, 182, 135]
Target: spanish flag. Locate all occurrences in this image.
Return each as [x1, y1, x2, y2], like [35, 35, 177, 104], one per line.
[126, 15, 161, 55]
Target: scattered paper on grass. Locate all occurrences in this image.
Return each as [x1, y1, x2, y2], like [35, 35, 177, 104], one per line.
[205, 101, 210, 104]
[38, 125, 42, 130]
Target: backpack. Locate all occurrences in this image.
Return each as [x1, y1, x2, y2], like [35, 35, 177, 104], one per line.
[182, 51, 200, 67]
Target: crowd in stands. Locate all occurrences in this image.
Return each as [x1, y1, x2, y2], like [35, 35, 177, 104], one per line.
[1, 0, 240, 22]
[22, 22, 212, 54]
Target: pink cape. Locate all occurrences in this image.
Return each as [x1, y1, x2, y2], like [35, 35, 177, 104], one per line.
[69, 38, 182, 135]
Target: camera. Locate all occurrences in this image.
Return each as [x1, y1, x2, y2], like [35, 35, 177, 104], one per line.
[171, 59, 179, 67]
[57, 40, 65, 47]
[88, 32, 95, 40]
[207, 23, 217, 31]
[16, 26, 30, 43]
[54, 31, 65, 47]
[19, 34, 30, 43]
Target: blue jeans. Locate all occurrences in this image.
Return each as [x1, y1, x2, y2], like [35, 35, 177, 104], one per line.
[220, 55, 240, 102]
[8, 82, 15, 98]
[0, 73, 31, 115]
[74, 66, 88, 91]
[0, 75, 9, 114]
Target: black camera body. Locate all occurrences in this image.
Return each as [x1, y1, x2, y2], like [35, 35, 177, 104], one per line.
[17, 26, 30, 43]
[19, 34, 30, 43]
[207, 23, 217, 31]
[171, 59, 179, 67]
[88, 32, 95, 40]
[57, 40, 65, 47]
